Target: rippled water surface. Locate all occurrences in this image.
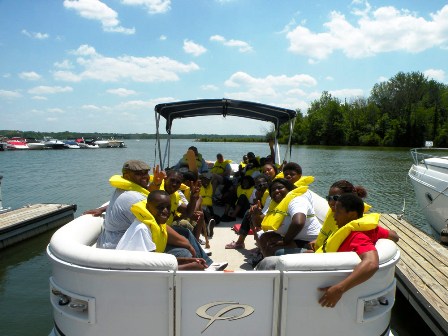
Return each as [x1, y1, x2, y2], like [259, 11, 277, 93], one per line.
[0, 140, 432, 335]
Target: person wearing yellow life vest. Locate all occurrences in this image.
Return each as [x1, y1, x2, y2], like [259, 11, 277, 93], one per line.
[220, 175, 255, 222]
[116, 190, 227, 271]
[225, 174, 270, 249]
[210, 153, 233, 198]
[256, 177, 322, 258]
[87, 160, 194, 251]
[173, 146, 209, 173]
[309, 180, 370, 252]
[199, 172, 218, 238]
[316, 193, 399, 308]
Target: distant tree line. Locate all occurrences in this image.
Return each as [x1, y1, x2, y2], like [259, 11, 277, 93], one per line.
[276, 71, 448, 147]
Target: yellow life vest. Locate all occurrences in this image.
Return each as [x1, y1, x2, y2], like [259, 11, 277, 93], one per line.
[130, 200, 168, 253]
[200, 183, 213, 206]
[294, 175, 314, 187]
[210, 160, 232, 174]
[315, 212, 380, 253]
[245, 167, 261, 177]
[179, 183, 190, 201]
[109, 175, 149, 196]
[315, 202, 372, 250]
[179, 153, 204, 170]
[160, 185, 182, 226]
[261, 185, 309, 231]
[239, 161, 247, 169]
[237, 185, 254, 200]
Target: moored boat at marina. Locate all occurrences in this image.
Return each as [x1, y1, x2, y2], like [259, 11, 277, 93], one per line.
[25, 138, 45, 150]
[408, 147, 448, 239]
[76, 138, 99, 149]
[47, 99, 400, 336]
[62, 140, 81, 149]
[6, 137, 29, 150]
[44, 137, 66, 150]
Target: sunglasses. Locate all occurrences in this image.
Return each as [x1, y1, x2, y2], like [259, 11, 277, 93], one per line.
[325, 195, 341, 202]
[255, 182, 268, 189]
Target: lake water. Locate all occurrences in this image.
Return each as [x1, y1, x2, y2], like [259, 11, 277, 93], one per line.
[0, 140, 435, 335]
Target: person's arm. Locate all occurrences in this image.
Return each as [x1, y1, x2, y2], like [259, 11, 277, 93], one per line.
[183, 181, 200, 219]
[83, 205, 107, 216]
[318, 250, 379, 307]
[166, 225, 196, 257]
[268, 139, 275, 163]
[148, 165, 166, 191]
[388, 229, 399, 242]
[282, 212, 306, 244]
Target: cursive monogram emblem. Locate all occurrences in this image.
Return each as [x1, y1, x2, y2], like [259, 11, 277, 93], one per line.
[196, 301, 255, 333]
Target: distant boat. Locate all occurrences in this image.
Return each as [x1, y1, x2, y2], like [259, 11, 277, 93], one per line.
[94, 138, 126, 148]
[25, 138, 45, 150]
[0, 137, 8, 151]
[43, 137, 66, 150]
[6, 137, 29, 150]
[62, 140, 81, 149]
[76, 138, 99, 149]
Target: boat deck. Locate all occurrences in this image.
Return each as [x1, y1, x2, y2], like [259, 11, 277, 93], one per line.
[380, 214, 448, 336]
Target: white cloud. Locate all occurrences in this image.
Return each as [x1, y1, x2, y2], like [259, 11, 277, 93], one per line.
[225, 71, 317, 88]
[28, 86, 73, 95]
[329, 88, 364, 99]
[107, 88, 137, 96]
[121, 0, 171, 14]
[201, 84, 219, 91]
[286, 3, 448, 61]
[160, 35, 167, 40]
[54, 60, 74, 69]
[424, 69, 445, 82]
[377, 76, 388, 83]
[32, 96, 48, 100]
[47, 108, 65, 114]
[183, 39, 207, 56]
[82, 104, 103, 110]
[0, 90, 22, 99]
[21, 30, 49, 39]
[210, 35, 253, 53]
[63, 0, 135, 34]
[19, 71, 41, 81]
[56, 44, 199, 83]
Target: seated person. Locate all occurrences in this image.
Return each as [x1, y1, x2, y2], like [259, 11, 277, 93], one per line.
[116, 190, 227, 271]
[225, 174, 270, 249]
[238, 155, 249, 175]
[221, 175, 255, 222]
[199, 172, 218, 238]
[173, 146, 208, 173]
[316, 193, 398, 307]
[244, 152, 261, 178]
[256, 178, 321, 257]
[310, 180, 370, 252]
[210, 153, 233, 198]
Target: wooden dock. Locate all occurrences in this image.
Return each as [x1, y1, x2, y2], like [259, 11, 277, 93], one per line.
[0, 203, 77, 249]
[380, 213, 448, 336]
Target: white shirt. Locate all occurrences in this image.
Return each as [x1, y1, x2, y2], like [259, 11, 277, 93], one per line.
[116, 219, 156, 252]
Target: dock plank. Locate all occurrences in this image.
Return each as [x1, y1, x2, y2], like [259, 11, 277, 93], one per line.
[380, 214, 448, 336]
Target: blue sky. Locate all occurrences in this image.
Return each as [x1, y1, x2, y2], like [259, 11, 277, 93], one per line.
[1, 0, 447, 135]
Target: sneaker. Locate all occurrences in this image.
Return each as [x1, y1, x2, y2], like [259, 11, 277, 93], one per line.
[198, 238, 206, 245]
[225, 241, 245, 249]
[203, 248, 212, 256]
[205, 262, 228, 271]
[207, 219, 215, 238]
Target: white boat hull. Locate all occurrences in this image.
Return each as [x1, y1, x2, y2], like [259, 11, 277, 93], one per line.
[47, 214, 399, 336]
[408, 162, 448, 235]
[27, 142, 45, 150]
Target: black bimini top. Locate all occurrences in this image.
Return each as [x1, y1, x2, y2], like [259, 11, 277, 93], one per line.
[154, 98, 297, 134]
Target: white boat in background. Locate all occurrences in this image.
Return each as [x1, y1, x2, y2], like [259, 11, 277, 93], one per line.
[76, 138, 99, 149]
[93, 139, 109, 148]
[44, 137, 66, 150]
[107, 139, 126, 148]
[47, 99, 400, 336]
[25, 138, 45, 150]
[6, 137, 29, 150]
[62, 140, 81, 149]
[408, 147, 448, 238]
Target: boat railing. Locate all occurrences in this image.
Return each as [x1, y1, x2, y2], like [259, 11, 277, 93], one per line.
[410, 147, 448, 167]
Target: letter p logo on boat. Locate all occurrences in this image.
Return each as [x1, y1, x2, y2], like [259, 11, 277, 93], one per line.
[196, 301, 255, 333]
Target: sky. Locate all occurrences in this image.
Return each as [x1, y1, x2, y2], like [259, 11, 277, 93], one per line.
[1, 0, 447, 136]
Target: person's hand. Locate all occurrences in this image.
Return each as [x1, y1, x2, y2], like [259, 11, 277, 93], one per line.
[187, 244, 196, 257]
[308, 240, 316, 251]
[151, 165, 166, 186]
[83, 208, 104, 217]
[318, 285, 344, 308]
[193, 210, 203, 221]
[190, 180, 201, 199]
[250, 200, 263, 216]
